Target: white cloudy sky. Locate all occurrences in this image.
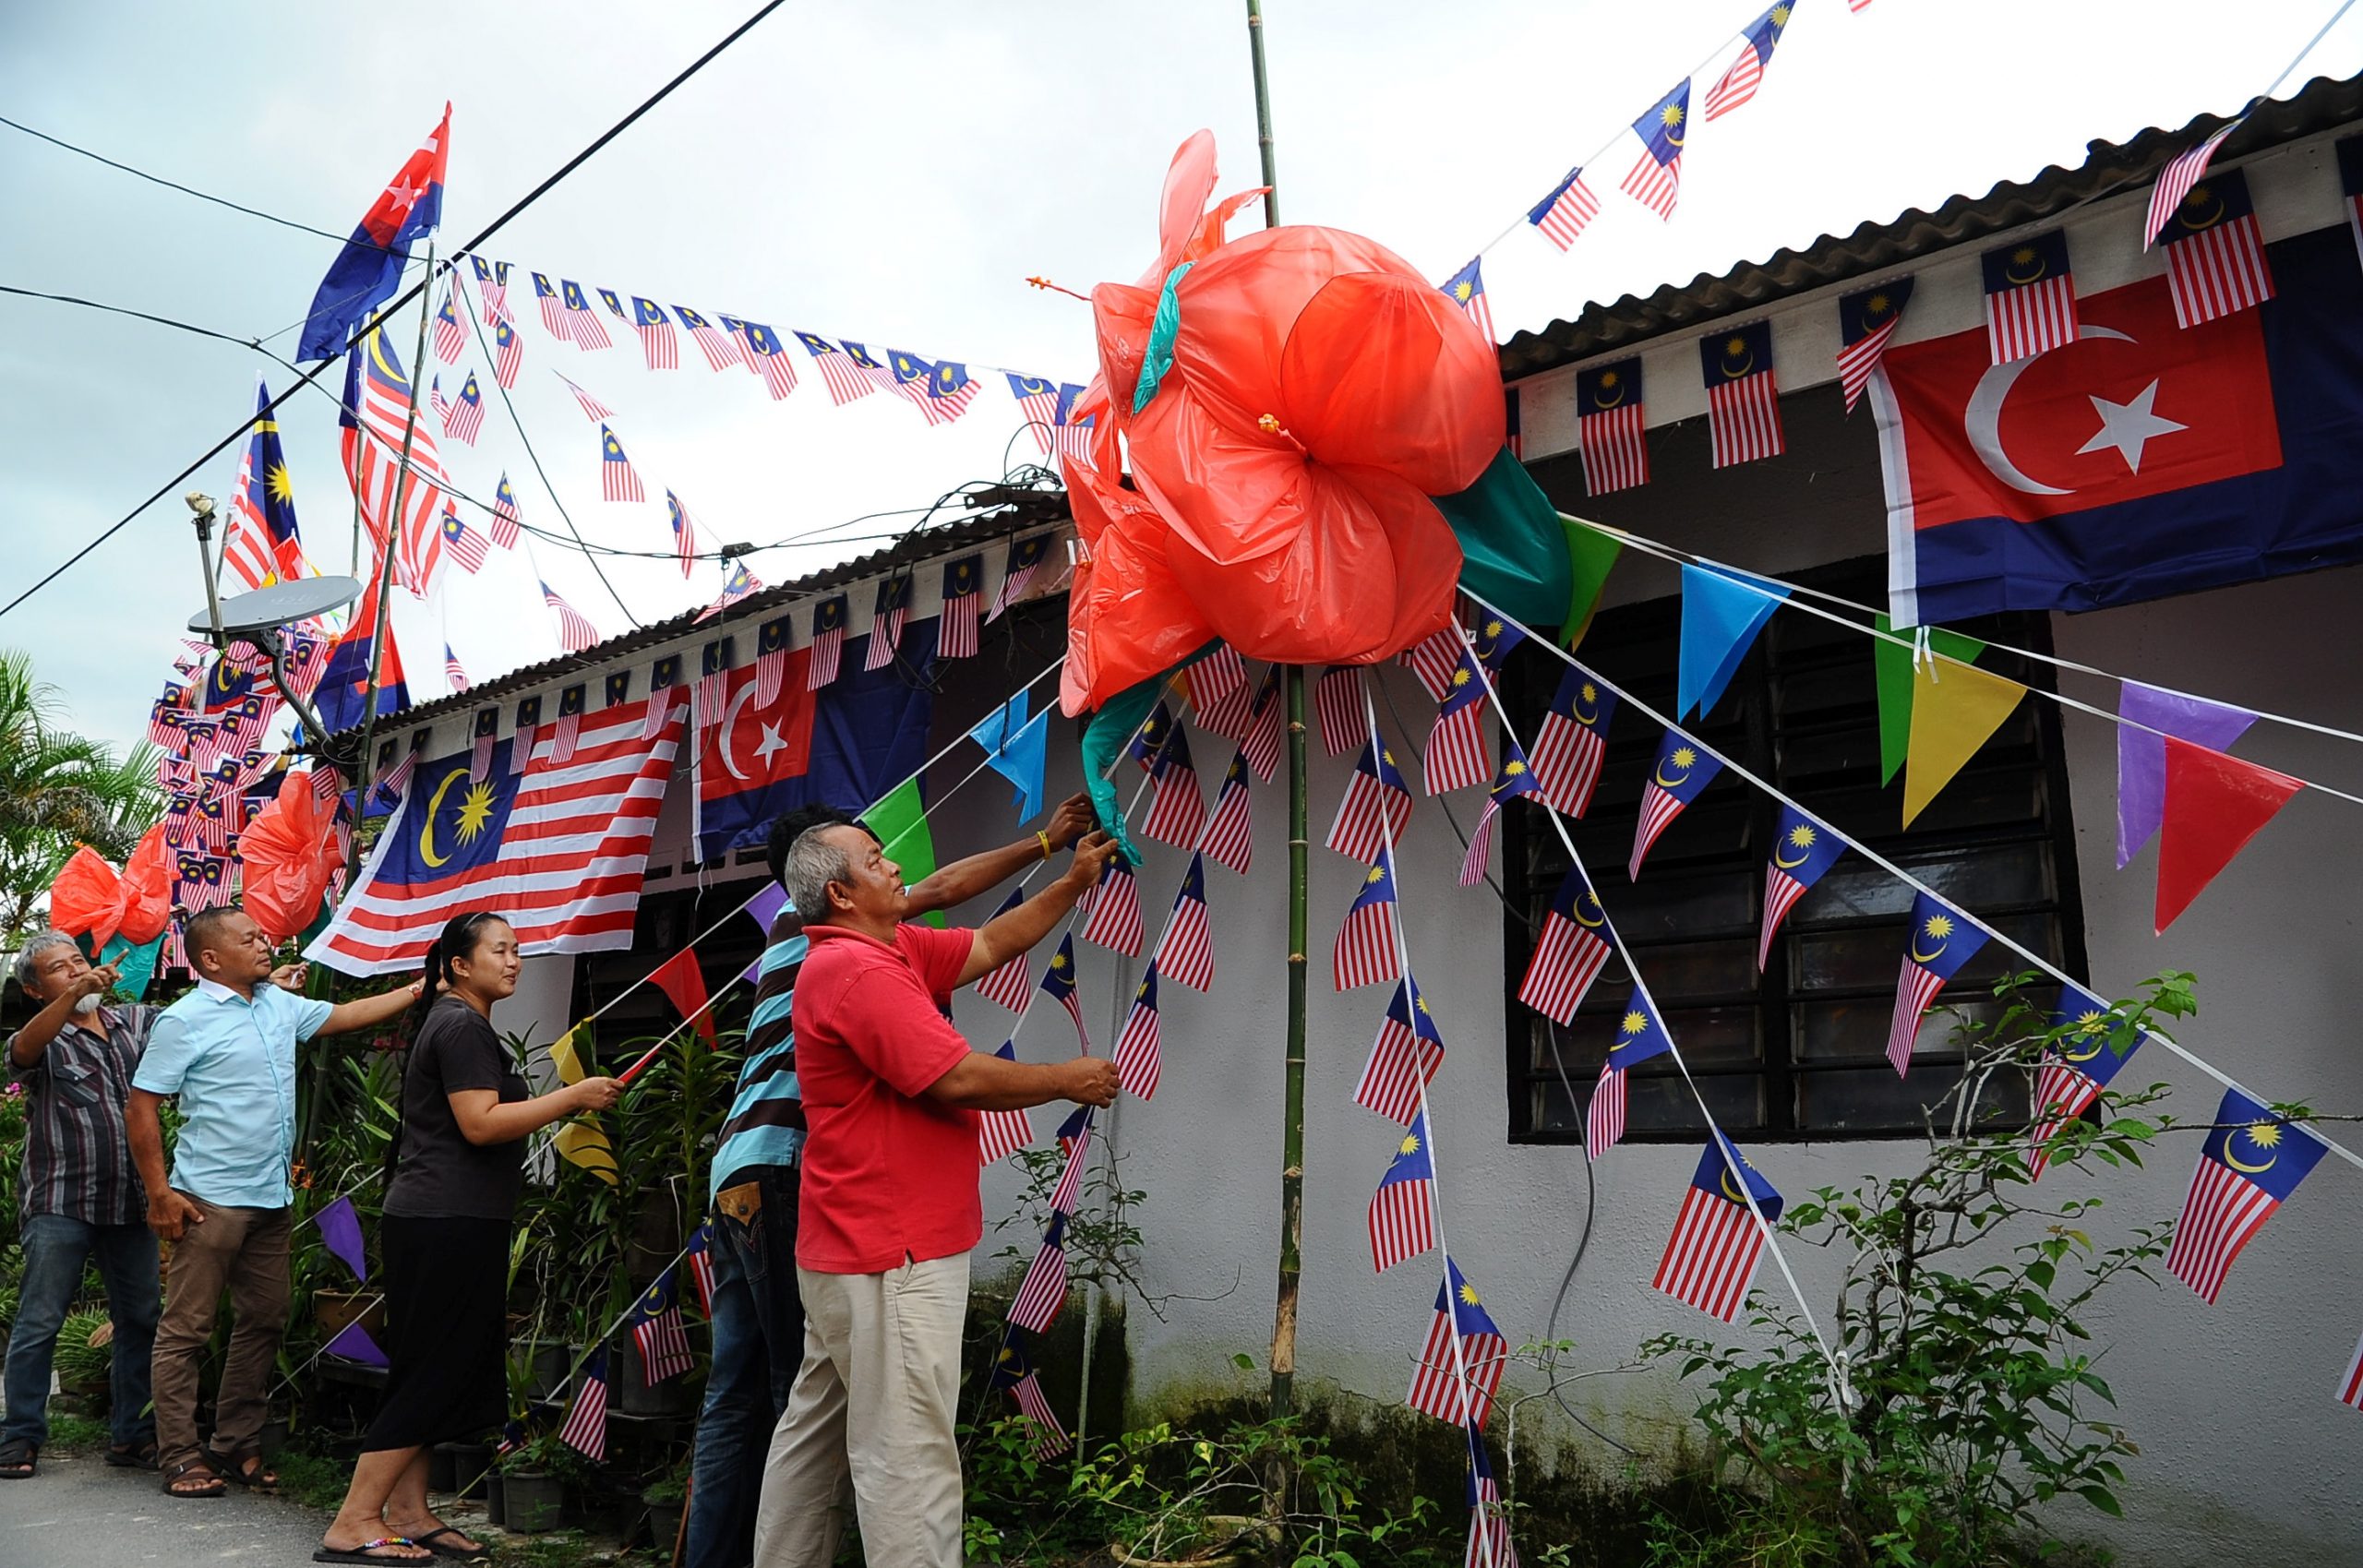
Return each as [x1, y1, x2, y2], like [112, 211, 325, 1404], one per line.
[5, 0, 2359, 754]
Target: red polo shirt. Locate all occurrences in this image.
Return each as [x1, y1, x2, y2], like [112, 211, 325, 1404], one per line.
[791, 920, 982, 1275]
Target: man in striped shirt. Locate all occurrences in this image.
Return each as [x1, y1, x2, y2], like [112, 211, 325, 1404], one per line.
[684, 793, 1097, 1568]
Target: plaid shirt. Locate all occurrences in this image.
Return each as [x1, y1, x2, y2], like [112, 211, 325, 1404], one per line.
[6, 1004, 158, 1225]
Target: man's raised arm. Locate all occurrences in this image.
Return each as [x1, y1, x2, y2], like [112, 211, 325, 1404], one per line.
[906, 793, 1097, 916]
[956, 832, 1120, 987]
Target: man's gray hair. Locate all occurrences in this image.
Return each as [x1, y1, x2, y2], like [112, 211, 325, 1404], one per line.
[12, 930, 78, 992]
[778, 824, 857, 924]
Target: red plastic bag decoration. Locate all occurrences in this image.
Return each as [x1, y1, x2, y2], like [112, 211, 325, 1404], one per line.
[1061, 132, 1503, 715]
[239, 768, 345, 942]
[43, 824, 170, 951]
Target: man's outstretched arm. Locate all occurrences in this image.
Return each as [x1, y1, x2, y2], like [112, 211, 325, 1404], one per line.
[906, 794, 1098, 916]
[957, 833, 1120, 987]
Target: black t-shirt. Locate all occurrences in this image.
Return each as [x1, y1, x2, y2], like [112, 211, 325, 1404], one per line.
[385, 995, 530, 1220]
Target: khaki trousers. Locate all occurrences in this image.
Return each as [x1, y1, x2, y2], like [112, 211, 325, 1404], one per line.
[752, 1252, 970, 1568]
[150, 1196, 292, 1472]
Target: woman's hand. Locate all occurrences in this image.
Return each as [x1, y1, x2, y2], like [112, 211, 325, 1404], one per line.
[567, 1076, 624, 1114]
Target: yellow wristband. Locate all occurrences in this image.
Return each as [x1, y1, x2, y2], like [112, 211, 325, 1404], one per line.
[1038, 830, 1054, 861]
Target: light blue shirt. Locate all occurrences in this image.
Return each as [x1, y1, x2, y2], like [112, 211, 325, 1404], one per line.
[133, 979, 334, 1209]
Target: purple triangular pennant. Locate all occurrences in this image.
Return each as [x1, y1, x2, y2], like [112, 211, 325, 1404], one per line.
[2117, 682, 2258, 868]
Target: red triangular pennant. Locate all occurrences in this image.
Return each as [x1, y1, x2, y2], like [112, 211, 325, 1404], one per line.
[2155, 736, 2301, 933]
[647, 949, 718, 1044]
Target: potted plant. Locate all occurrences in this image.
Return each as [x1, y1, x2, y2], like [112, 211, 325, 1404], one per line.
[642, 1461, 690, 1551]
[51, 1308, 114, 1408]
[498, 1433, 587, 1534]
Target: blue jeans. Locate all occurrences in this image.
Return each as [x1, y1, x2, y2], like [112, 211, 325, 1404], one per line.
[2, 1213, 161, 1449]
[684, 1163, 803, 1568]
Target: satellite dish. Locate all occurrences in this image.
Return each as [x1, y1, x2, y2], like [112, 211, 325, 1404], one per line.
[186, 576, 362, 636]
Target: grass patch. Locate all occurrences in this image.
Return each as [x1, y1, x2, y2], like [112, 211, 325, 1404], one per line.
[43, 1414, 108, 1454]
[269, 1447, 355, 1512]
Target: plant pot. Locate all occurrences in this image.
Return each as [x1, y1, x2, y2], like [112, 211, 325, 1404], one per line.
[646, 1498, 684, 1551]
[486, 1471, 506, 1527]
[613, 1338, 694, 1417]
[520, 1340, 577, 1401]
[502, 1470, 565, 1534]
[313, 1290, 386, 1340]
[440, 1442, 492, 1502]
[1111, 1516, 1278, 1568]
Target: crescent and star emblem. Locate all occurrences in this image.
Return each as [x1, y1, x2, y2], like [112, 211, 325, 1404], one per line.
[1909, 913, 1953, 965]
[1573, 892, 1605, 929]
[1590, 378, 1625, 412]
[1721, 1166, 1750, 1203]
[2063, 1010, 2109, 1063]
[1654, 746, 1697, 788]
[1572, 683, 1601, 724]
[1772, 823, 1817, 869]
[416, 767, 471, 868]
[1964, 325, 2188, 496]
[2177, 186, 2225, 230]
[1661, 103, 1685, 150]
[1721, 336, 1753, 378]
[2003, 245, 2047, 285]
[2223, 1120, 2281, 1175]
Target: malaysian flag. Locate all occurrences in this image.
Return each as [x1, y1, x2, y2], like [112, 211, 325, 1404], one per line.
[1835, 279, 1913, 413]
[1629, 729, 1722, 881]
[1407, 1260, 1508, 1429]
[1159, 854, 1216, 991]
[471, 256, 508, 322]
[798, 330, 874, 403]
[1050, 1118, 1097, 1223]
[510, 694, 542, 778]
[438, 504, 487, 575]
[1886, 891, 1991, 1076]
[988, 534, 1052, 622]
[644, 656, 685, 742]
[444, 643, 470, 692]
[2144, 124, 2238, 247]
[974, 888, 1033, 1011]
[1439, 257, 1495, 345]
[551, 372, 613, 424]
[341, 326, 452, 594]
[599, 425, 644, 502]
[1703, 3, 1793, 121]
[665, 491, 702, 579]
[1315, 665, 1364, 757]
[626, 1272, 694, 1383]
[1525, 165, 1601, 251]
[750, 616, 791, 708]
[939, 554, 983, 659]
[1080, 857, 1145, 956]
[684, 1224, 717, 1314]
[1653, 1132, 1784, 1323]
[1400, 624, 1464, 702]
[532, 272, 569, 339]
[432, 283, 466, 362]
[807, 595, 847, 689]
[1619, 80, 1688, 221]
[1981, 232, 2077, 365]
[1587, 987, 1676, 1160]
[1009, 1213, 1071, 1331]
[630, 297, 678, 369]
[1757, 805, 1845, 971]
[1576, 358, 1648, 497]
[1369, 1109, 1437, 1272]
[543, 686, 582, 768]
[429, 374, 450, 428]
[558, 1350, 609, 1461]
[372, 737, 422, 815]
[676, 305, 741, 370]
[702, 561, 763, 621]
[1241, 666, 1283, 783]
[1039, 935, 1090, 1051]
[929, 360, 984, 422]
[1050, 382, 1098, 468]
[1460, 740, 1542, 888]
[1701, 321, 1783, 467]
[222, 383, 308, 592]
[2156, 165, 2274, 328]
[1203, 749, 1255, 875]
[881, 349, 949, 425]
[1112, 964, 1164, 1099]
[1188, 644, 1249, 734]
[2165, 1088, 2329, 1303]
[1141, 724, 1206, 848]
[1465, 1436, 1519, 1568]
[2028, 983, 2147, 1180]
[2340, 1332, 2363, 1413]
[742, 322, 800, 401]
[445, 371, 486, 446]
[560, 280, 613, 349]
[1008, 372, 1062, 452]
[865, 578, 911, 672]
[992, 1340, 1072, 1459]
[543, 581, 600, 654]
[976, 1041, 1038, 1166]
[175, 847, 234, 908]
[1424, 652, 1492, 795]
[1327, 738, 1413, 863]
[1517, 860, 1613, 1024]
[1334, 857, 1403, 991]
[490, 312, 523, 388]
[1529, 664, 1615, 817]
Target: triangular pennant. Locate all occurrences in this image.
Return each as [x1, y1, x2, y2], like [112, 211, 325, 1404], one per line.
[1559, 517, 1623, 649]
[862, 775, 945, 929]
[2155, 736, 2302, 933]
[1676, 564, 1786, 719]
[1901, 657, 2025, 828]
[2117, 683, 2258, 869]
[1875, 614, 1985, 785]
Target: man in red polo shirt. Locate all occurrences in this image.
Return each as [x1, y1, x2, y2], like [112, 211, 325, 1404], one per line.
[753, 817, 1122, 1568]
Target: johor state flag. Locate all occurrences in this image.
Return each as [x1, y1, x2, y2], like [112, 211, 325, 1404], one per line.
[299, 105, 450, 361]
[2165, 1087, 2328, 1303]
[690, 620, 937, 861]
[1878, 224, 2363, 625]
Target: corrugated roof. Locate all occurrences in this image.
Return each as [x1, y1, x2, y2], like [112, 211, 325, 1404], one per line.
[1498, 71, 2363, 379]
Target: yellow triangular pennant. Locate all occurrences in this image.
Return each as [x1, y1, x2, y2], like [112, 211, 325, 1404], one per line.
[1902, 657, 2027, 827]
[546, 1022, 592, 1085]
[553, 1121, 618, 1187]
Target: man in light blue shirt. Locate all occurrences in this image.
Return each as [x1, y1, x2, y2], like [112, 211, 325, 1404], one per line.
[128, 904, 422, 1499]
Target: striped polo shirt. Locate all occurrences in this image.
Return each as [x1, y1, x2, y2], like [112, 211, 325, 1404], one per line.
[710, 900, 808, 1201]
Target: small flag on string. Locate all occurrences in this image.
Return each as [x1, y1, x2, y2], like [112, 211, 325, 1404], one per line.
[470, 256, 507, 321]
[866, 578, 911, 672]
[533, 272, 569, 339]
[2165, 1087, 2328, 1303]
[1704, 3, 1792, 120]
[940, 554, 983, 659]
[1239, 665, 1284, 783]
[429, 374, 450, 428]
[2154, 735, 2301, 934]
[700, 561, 763, 622]
[1356, 975, 1445, 1125]
[2144, 124, 2239, 248]
[1204, 749, 1255, 875]
[1080, 856, 1145, 956]
[438, 504, 488, 575]
[684, 1223, 717, 1315]
[1315, 666, 1365, 758]
[1050, 381, 1098, 466]
[1587, 987, 1676, 1160]
[1577, 359, 1648, 497]
[1369, 1110, 1437, 1272]
[1619, 80, 1689, 221]
[2338, 1330, 2363, 1412]
[470, 706, 498, 784]
[1981, 232, 2077, 365]
[677, 305, 741, 370]
[1901, 652, 2025, 828]
[750, 616, 792, 708]
[807, 595, 847, 690]
[1460, 739, 1542, 887]
[1190, 643, 1250, 733]
[929, 360, 983, 421]
[324, 1320, 390, 1366]
[644, 654, 685, 742]
[1160, 855, 1216, 991]
[559, 1348, 609, 1461]
[444, 643, 470, 692]
[446, 372, 486, 445]
[989, 535, 1052, 622]
[1526, 165, 1601, 251]
[1757, 805, 1844, 971]
[842, 340, 898, 395]
[626, 1272, 694, 1383]
[1886, 891, 1990, 1075]
[1400, 625, 1464, 701]
[630, 297, 678, 369]
[992, 1339, 1072, 1458]
[1529, 665, 1615, 817]
[1629, 729, 1723, 880]
[1439, 257, 1495, 344]
[432, 284, 466, 362]
[1142, 724, 1206, 848]
[2116, 682, 2259, 868]
[649, 944, 717, 1046]
[975, 889, 1033, 1011]
[1008, 373, 1062, 449]
[1407, 1259, 1508, 1429]
[977, 1041, 1037, 1166]
[1112, 964, 1164, 1099]
[1009, 1213, 1071, 1332]
[491, 312, 523, 388]
[598, 425, 643, 502]
[1425, 652, 1493, 795]
[544, 581, 600, 655]
[1328, 739, 1413, 863]
[2028, 984, 2147, 1180]
[665, 491, 702, 580]
[1334, 858, 1404, 991]
[1652, 1131, 1783, 1322]
[886, 350, 953, 425]
[1835, 279, 1913, 413]
[1517, 861, 1613, 1024]
[743, 322, 800, 401]
[559, 371, 615, 422]
[1699, 323, 1783, 469]
[1465, 1435, 1518, 1568]
[1039, 935, 1090, 1051]
[316, 1196, 368, 1283]
[548, 684, 585, 765]
[561, 280, 613, 349]
[1056, 1105, 1092, 1165]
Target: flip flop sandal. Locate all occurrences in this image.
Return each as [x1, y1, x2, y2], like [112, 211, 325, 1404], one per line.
[409, 1526, 493, 1561]
[313, 1538, 431, 1564]
[0, 1441, 35, 1479]
[207, 1446, 280, 1490]
[105, 1439, 160, 1469]
[162, 1460, 226, 1498]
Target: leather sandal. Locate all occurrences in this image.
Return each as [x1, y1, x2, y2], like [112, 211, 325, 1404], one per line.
[163, 1459, 227, 1498]
[0, 1439, 35, 1479]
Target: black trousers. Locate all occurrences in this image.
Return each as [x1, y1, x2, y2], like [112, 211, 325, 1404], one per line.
[362, 1215, 510, 1453]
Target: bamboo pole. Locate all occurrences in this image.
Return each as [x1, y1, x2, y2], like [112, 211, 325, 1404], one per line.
[354, 247, 438, 788]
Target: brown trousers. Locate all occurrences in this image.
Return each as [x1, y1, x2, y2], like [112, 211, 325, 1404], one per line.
[150, 1195, 292, 1472]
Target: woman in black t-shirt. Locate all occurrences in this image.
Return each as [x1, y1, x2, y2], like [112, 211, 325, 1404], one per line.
[317, 912, 620, 1565]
